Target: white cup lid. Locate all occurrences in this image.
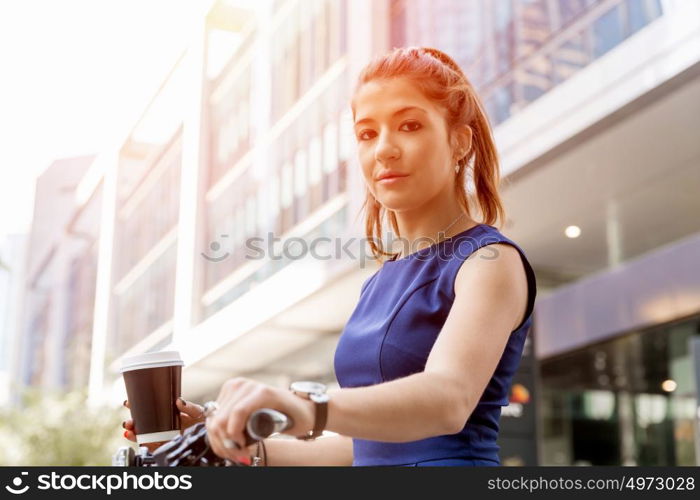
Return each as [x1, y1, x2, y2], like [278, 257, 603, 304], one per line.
[119, 350, 184, 373]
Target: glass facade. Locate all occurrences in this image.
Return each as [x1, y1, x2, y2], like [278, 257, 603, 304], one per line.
[200, 0, 351, 320]
[113, 242, 177, 358]
[112, 132, 182, 357]
[390, 0, 664, 125]
[26, 294, 50, 386]
[209, 64, 253, 189]
[270, 0, 347, 123]
[63, 243, 98, 390]
[202, 91, 351, 317]
[540, 315, 700, 465]
[204, 204, 348, 319]
[116, 135, 182, 282]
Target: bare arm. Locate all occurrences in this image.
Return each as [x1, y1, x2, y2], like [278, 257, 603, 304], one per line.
[325, 243, 529, 442]
[255, 434, 353, 466]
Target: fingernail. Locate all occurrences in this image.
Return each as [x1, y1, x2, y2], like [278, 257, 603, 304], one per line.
[178, 397, 186, 406]
[123, 430, 129, 438]
[123, 400, 127, 407]
[121, 421, 126, 429]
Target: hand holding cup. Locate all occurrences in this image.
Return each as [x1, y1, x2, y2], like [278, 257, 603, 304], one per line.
[122, 398, 207, 452]
[119, 351, 184, 451]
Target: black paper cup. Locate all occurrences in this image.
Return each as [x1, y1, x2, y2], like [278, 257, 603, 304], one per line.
[119, 351, 184, 446]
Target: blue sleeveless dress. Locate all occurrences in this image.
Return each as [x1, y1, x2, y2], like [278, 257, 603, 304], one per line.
[333, 223, 537, 466]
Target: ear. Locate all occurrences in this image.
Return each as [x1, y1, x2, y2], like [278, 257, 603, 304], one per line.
[451, 125, 473, 162]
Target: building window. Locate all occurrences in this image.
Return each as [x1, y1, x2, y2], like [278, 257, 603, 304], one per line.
[309, 136, 323, 185]
[592, 5, 624, 58]
[550, 30, 589, 85]
[625, 0, 662, 36]
[323, 122, 338, 174]
[540, 316, 700, 465]
[246, 195, 256, 236]
[271, 171, 281, 218]
[281, 162, 293, 209]
[114, 242, 177, 354]
[557, 0, 588, 29]
[486, 82, 515, 125]
[118, 136, 181, 280]
[235, 206, 245, 247]
[520, 54, 552, 104]
[256, 183, 268, 234]
[294, 148, 308, 198]
[209, 67, 252, 188]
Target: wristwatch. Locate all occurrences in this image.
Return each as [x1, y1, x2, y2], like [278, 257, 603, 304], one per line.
[289, 381, 329, 440]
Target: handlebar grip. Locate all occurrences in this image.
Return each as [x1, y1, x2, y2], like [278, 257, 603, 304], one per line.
[243, 408, 293, 446]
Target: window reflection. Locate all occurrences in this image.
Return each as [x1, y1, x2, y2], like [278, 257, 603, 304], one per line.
[541, 315, 699, 465]
[203, 0, 351, 310]
[270, 0, 347, 123]
[117, 134, 181, 280]
[113, 132, 181, 355]
[593, 5, 625, 58]
[391, 0, 664, 126]
[114, 242, 177, 356]
[209, 66, 252, 189]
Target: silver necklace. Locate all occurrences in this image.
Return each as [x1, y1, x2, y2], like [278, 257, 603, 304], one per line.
[395, 211, 466, 260]
[438, 211, 466, 242]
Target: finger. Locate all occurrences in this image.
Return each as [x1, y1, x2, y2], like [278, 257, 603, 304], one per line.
[206, 419, 237, 461]
[123, 400, 130, 409]
[215, 379, 258, 431]
[177, 398, 205, 419]
[208, 382, 250, 445]
[209, 410, 241, 450]
[123, 429, 136, 442]
[224, 392, 261, 446]
[208, 410, 250, 462]
[122, 419, 134, 430]
[180, 414, 199, 430]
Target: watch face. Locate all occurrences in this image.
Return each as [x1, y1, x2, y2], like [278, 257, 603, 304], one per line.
[290, 381, 326, 395]
[310, 392, 330, 403]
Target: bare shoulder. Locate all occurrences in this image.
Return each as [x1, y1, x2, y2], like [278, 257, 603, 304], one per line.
[454, 242, 528, 331]
[455, 242, 525, 290]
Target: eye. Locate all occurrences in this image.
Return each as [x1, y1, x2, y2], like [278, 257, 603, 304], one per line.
[356, 121, 422, 141]
[400, 120, 422, 132]
[357, 129, 375, 141]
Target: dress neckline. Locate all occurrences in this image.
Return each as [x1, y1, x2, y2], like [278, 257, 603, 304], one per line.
[386, 223, 489, 264]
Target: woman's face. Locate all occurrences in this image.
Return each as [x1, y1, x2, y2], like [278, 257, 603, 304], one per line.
[352, 77, 458, 213]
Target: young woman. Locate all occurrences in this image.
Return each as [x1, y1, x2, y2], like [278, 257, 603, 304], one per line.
[123, 46, 537, 467]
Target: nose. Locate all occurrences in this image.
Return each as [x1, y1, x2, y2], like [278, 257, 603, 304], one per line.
[374, 132, 401, 164]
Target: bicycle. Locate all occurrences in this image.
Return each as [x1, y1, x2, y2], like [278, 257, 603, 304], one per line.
[112, 406, 292, 467]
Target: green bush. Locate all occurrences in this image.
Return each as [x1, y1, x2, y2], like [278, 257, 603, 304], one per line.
[0, 388, 124, 466]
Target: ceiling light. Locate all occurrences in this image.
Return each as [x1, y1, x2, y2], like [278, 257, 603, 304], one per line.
[565, 225, 581, 238]
[661, 379, 677, 392]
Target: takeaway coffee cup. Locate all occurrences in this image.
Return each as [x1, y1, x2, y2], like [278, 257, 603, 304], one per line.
[119, 351, 184, 446]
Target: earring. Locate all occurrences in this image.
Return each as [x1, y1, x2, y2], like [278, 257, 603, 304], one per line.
[454, 163, 460, 174]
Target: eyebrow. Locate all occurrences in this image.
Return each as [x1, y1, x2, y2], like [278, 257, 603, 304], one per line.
[354, 106, 427, 127]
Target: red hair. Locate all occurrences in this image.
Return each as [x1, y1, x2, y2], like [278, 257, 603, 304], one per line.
[350, 46, 506, 264]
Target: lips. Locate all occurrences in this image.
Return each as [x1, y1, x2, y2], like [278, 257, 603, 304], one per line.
[376, 172, 409, 181]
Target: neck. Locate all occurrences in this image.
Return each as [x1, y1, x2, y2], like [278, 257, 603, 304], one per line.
[389, 190, 477, 259]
